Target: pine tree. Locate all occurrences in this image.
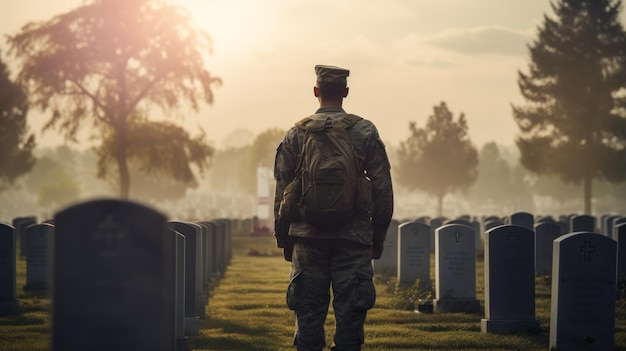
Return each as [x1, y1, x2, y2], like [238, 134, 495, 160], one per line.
[513, 0, 626, 214]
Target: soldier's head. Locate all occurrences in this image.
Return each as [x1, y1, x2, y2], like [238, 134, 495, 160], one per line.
[313, 65, 349, 104]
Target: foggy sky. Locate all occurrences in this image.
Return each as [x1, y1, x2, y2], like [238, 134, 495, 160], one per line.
[2, 0, 621, 150]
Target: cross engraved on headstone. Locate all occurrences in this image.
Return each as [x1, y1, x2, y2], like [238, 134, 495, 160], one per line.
[453, 229, 462, 243]
[580, 240, 595, 262]
[94, 215, 127, 256]
[507, 233, 517, 248]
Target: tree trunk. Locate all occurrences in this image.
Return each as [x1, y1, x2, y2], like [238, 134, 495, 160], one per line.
[118, 150, 130, 199]
[115, 113, 130, 199]
[116, 65, 130, 199]
[583, 173, 592, 215]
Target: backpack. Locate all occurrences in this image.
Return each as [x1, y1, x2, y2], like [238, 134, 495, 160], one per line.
[279, 113, 369, 229]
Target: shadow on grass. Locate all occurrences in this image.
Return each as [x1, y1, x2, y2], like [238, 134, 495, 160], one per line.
[190, 317, 290, 351]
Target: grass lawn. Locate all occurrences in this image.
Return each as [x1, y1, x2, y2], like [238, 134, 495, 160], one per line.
[1, 235, 625, 350]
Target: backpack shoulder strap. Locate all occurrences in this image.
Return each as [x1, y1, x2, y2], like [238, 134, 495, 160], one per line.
[335, 113, 363, 130]
[296, 114, 331, 131]
[295, 116, 312, 130]
[297, 113, 363, 130]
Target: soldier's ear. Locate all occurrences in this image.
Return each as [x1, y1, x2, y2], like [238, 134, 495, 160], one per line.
[314, 86, 320, 97]
[344, 87, 349, 98]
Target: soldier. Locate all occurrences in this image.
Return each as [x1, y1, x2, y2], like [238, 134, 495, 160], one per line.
[273, 65, 394, 351]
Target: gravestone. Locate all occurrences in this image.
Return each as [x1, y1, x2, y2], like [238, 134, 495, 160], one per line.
[617, 223, 626, 284]
[603, 215, 620, 238]
[534, 222, 561, 276]
[471, 219, 482, 256]
[172, 230, 187, 351]
[571, 215, 596, 233]
[196, 222, 212, 287]
[373, 219, 399, 276]
[550, 232, 617, 350]
[52, 199, 176, 351]
[429, 217, 446, 253]
[444, 218, 471, 227]
[613, 217, 626, 241]
[397, 222, 430, 291]
[434, 224, 480, 313]
[195, 222, 210, 293]
[200, 221, 219, 278]
[414, 216, 430, 224]
[556, 221, 569, 237]
[217, 218, 233, 264]
[23, 223, 54, 291]
[484, 219, 504, 232]
[536, 215, 554, 223]
[559, 215, 574, 232]
[12, 216, 36, 257]
[509, 212, 534, 230]
[481, 225, 540, 334]
[0, 223, 19, 315]
[168, 221, 203, 334]
[223, 219, 232, 265]
[211, 220, 226, 275]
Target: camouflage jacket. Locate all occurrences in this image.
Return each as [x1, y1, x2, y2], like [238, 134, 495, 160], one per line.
[273, 106, 394, 246]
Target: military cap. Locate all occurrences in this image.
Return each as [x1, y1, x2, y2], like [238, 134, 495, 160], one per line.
[315, 64, 349, 83]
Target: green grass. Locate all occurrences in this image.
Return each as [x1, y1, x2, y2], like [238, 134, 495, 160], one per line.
[2, 235, 626, 350]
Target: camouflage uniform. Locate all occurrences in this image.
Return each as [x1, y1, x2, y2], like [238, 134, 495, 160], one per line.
[274, 104, 394, 350]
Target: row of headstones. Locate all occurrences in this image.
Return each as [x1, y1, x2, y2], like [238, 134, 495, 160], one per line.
[374, 213, 625, 350]
[0, 199, 233, 351]
[394, 212, 625, 256]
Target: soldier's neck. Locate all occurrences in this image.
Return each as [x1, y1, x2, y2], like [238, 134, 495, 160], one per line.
[319, 99, 343, 107]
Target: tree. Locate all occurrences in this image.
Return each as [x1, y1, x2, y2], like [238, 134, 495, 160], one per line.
[8, 0, 220, 198]
[468, 142, 513, 213]
[0, 54, 35, 191]
[96, 118, 213, 199]
[396, 102, 478, 216]
[513, 0, 626, 214]
[467, 143, 535, 215]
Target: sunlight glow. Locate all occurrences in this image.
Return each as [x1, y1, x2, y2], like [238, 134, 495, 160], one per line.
[170, 0, 280, 57]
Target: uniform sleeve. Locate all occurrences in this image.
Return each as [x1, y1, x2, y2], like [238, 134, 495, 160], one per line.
[364, 130, 394, 244]
[273, 128, 299, 239]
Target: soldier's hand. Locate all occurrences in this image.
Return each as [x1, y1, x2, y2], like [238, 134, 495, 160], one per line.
[283, 240, 294, 262]
[371, 241, 384, 259]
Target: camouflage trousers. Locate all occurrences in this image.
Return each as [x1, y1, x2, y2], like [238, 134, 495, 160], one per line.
[287, 238, 376, 351]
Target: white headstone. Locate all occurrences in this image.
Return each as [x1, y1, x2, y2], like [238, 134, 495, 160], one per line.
[481, 225, 540, 334]
[534, 222, 561, 276]
[373, 220, 399, 276]
[571, 215, 596, 233]
[509, 212, 534, 230]
[172, 230, 187, 351]
[168, 221, 204, 335]
[23, 223, 54, 291]
[397, 221, 430, 290]
[550, 232, 617, 350]
[434, 224, 480, 313]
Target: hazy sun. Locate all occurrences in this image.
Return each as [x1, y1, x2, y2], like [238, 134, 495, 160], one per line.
[170, 0, 279, 57]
